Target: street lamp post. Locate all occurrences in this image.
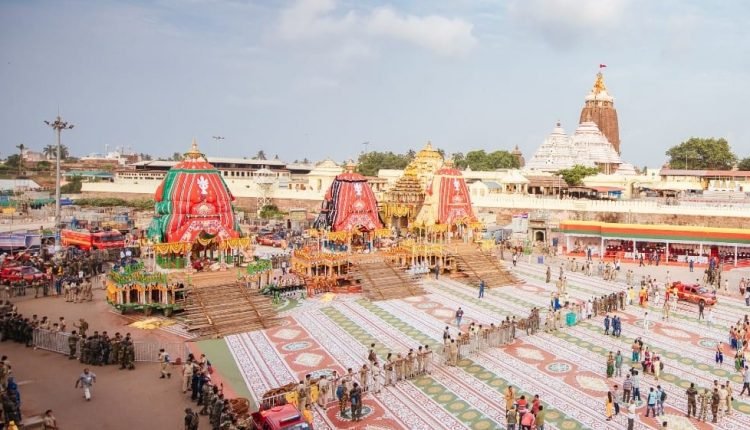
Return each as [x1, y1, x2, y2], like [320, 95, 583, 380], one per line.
[44, 116, 74, 249]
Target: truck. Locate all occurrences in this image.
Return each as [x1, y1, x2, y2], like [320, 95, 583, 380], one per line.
[251, 404, 312, 430]
[61, 229, 125, 251]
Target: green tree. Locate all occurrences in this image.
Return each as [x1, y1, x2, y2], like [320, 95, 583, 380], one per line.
[356, 151, 412, 176]
[3, 154, 21, 170]
[451, 152, 466, 168]
[171, 152, 183, 161]
[665, 137, 736, 170]
[140, 153, 153, 161]
[462, 150, 520, 171]
[737, 157, 750, 171]
[16, 144, 25, 175]
[259, 204, 284, 219]
[61, 176, 83, 193]
[35, 160, 52, 172]
[42, 144, 69, 160]
[557, 165, 600, 186]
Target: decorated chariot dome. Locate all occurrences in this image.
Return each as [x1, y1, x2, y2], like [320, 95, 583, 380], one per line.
[147, 139, 241, 243]
[415, 159, 476, 226]
[313, 161, 383, 232]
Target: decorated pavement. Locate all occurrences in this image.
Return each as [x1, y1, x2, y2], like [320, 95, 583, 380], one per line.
[202, 260, 750, 430]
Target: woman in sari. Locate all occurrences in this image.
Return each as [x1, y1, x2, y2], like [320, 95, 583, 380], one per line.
[606, 352, 615, 378]
[605, 391, 614, 421]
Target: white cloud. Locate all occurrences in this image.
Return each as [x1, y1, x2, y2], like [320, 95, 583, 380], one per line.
[278, 0, 357, 40]
[276, 0, 476, 56]
[367, 7, 476, 56]
[507, 0, 630, 47]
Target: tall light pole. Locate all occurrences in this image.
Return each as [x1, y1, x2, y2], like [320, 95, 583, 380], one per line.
[44, 115, 74, 249]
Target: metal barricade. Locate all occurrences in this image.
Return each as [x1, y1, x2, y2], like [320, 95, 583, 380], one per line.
[33, 329, 71, 354]
[33, 328, 190, 362]
[133, 342, 190, 362]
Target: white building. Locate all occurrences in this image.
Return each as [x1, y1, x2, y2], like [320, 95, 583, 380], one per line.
[526, 121, 622, 174]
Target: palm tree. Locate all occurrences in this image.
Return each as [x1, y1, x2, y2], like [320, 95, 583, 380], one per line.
[16, 143, 25, 175]
[42, 144, 69, 160]
[43, 144, 56, 159]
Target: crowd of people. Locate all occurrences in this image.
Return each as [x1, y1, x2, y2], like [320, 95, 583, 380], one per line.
[0, 302, 24, 427]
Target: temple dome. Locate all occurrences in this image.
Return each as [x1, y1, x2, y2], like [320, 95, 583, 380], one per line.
[527, 121, 622, 173]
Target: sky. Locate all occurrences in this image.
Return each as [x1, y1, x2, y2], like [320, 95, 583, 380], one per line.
[1, 0, 749, 167]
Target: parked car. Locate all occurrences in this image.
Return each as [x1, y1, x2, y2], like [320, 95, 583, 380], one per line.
[0, 265, 50, 283]
[671, 281, 717, 306]
[257, 235, 284, 247]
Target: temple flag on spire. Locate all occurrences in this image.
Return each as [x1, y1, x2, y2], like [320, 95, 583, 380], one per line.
[599, 64, 607, 68]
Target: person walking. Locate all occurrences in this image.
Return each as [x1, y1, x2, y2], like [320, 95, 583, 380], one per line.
[478, 280, 485, 299]
[698, 300, 705, 320]
[455, 307, 464, 329]
[75, 368, 96, 401]
[615, 351, 623, 377]
[158, 348, 171, 379]
[741, 366, 750, 396]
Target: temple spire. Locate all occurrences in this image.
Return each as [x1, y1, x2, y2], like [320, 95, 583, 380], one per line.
[184, 138, 205, 160]
[592, 71, 607, 95]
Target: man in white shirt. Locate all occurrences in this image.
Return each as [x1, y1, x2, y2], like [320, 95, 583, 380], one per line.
[75, 368, 96, 401]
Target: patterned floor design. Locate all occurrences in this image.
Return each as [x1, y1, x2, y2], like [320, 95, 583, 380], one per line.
[220, 261, 750, 429]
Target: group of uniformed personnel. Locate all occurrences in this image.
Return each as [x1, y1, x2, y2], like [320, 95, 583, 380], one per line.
[67, 330, 136, 369]
[181, 354, 241, 430]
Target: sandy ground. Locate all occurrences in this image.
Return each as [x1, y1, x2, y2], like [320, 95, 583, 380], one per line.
[8, 288, 213, 429]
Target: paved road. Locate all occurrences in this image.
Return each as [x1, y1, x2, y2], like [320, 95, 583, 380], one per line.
[10, 289, 212, 429]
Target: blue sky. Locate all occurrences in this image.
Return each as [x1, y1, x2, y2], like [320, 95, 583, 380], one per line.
[1, 0, 749, 167]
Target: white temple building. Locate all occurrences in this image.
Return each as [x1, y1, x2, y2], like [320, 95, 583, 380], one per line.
[526, 121, 622, 173]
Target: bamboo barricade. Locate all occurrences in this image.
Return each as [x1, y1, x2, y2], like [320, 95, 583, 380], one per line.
[182, 281, 281, 338]
[452, 244, 521, 288]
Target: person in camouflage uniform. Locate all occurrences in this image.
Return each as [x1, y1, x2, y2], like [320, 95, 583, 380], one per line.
[79, 335, 90, 365]
[74, 318, 89, 337]
[210, 393, 224, 430]
[89, 332, 101, 366]
[101, 332, 111, 364]
[68, 330, 79, 360]
[111, 333, 122, 366]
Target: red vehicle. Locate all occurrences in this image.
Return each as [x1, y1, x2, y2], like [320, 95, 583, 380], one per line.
[0, 266, 50, 283]
[251, 404, 312, 430]
[61, 229, 125, 251]
[257, 235, 284, 248]
[671, 281, 717, 306]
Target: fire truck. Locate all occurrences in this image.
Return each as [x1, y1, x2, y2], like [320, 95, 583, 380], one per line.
[61, 229, 125, 251]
